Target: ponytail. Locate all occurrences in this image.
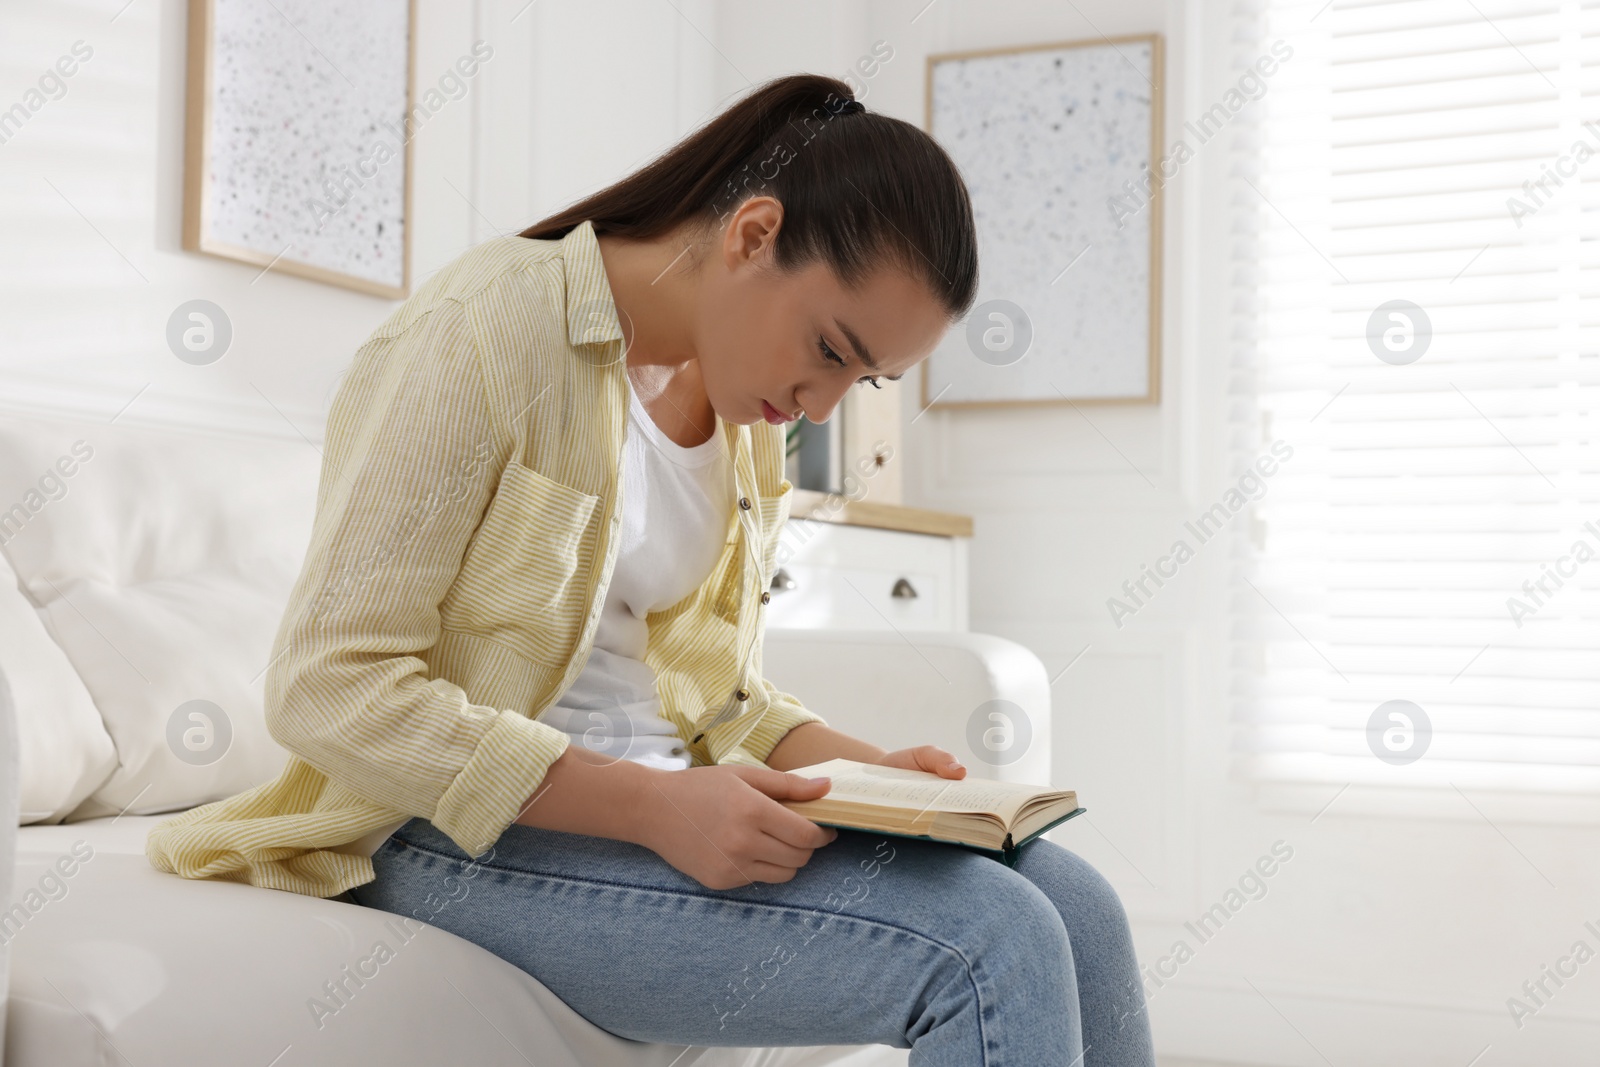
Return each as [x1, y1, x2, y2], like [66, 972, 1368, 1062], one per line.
[518, 73, 978, 320]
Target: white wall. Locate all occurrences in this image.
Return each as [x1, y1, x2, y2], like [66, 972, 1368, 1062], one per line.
[707, 1, 1600, 1064]
[0, 0, 715, 444]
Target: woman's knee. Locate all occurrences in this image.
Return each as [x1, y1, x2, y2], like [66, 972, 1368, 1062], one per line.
[1015, 840, 1132, 929]
[930, 855, 1076, 982]
[902, 859, 1081, 1054]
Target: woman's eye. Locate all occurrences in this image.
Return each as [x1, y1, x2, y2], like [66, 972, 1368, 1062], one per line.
[819, 336, 881, 388]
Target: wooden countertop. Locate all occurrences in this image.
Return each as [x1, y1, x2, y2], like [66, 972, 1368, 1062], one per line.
[788, 489, 974, 538]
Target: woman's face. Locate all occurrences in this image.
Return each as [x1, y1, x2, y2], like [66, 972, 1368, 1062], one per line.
[693, 198, 950, 427]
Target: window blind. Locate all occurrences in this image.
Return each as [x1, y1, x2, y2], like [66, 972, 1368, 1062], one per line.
[1229, 0, 1600, 794]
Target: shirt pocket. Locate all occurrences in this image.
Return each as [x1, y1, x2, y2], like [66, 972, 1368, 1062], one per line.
[439, 459, 602, 667]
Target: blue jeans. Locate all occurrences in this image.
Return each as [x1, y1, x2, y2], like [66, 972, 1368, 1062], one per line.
[346, 816, 1155, 1066]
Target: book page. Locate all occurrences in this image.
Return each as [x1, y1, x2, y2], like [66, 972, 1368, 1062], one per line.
[790, 759, 1054, 819]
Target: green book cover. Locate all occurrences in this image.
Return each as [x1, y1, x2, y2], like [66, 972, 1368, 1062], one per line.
[812, 806, 1087, 868]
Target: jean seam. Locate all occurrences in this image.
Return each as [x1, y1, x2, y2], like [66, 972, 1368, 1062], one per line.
[388, 833, 993, 1062]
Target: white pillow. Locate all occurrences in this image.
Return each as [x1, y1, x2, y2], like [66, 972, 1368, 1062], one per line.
[0, 414, 313, 820]
[0, 664, 15, 1050]
[0, 549, 116, 823]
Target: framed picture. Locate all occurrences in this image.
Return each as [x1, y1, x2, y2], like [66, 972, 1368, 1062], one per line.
[923, 34, 1164, 407]
[182, 0, 416, 298]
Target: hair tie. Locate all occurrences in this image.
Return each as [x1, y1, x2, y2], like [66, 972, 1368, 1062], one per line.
[833, 98, 865, 116]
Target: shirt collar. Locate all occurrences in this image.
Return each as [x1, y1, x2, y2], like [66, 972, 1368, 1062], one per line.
[558, 219, 626, 348]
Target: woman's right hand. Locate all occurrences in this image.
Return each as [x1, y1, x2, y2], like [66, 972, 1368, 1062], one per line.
[637, 765, 839, 889]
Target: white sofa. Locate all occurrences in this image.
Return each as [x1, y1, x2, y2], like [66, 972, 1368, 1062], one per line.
[0, 410, 1052, 1067]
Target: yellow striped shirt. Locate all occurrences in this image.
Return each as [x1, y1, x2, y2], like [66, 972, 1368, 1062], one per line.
[145, 220, 825, 898]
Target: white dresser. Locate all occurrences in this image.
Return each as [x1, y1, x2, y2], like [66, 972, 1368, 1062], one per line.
[760, 491, 1052, 787]
[766, 491, 972, 633]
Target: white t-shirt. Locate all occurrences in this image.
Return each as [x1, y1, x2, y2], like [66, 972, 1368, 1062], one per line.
[343, 375, 731, 860]
[533, 375, 734, 769]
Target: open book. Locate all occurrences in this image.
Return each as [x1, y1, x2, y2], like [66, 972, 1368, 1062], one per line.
[780, 758, 1085, 867]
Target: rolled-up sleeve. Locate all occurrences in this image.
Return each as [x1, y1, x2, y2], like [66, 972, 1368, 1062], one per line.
[264, 297, 570, 858]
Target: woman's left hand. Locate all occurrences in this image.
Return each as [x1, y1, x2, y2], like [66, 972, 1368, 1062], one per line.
[871, 745, 967, 779]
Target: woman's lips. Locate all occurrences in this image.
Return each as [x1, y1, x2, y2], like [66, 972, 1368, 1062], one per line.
[762, 400, 795, 425]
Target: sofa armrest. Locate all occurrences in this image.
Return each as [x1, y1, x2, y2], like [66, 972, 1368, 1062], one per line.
[761, 628, 1052, 786]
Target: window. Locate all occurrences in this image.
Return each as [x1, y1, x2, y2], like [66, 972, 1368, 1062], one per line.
[1230, 0, 1600, 796]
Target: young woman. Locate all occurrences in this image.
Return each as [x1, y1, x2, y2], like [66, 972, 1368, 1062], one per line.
[147, 74, 1155, 1065]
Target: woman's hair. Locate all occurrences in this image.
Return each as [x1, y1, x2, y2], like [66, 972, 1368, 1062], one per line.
[518, 74, 978, 321]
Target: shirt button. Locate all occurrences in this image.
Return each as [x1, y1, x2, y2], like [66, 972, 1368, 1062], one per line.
[760, 591, 771, 605]
[735, 688, 750, 701]
[738, 497, 751, 510]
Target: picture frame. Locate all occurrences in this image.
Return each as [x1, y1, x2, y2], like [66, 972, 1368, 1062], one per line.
[181, 0, 417, 298]
[922, 34, 1164, 408]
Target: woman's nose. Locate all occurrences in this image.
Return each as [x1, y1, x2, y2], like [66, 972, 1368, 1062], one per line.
[800, 378, 854, 424]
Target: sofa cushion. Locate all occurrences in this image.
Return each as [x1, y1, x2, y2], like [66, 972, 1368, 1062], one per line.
[6, 816, 902, 1067]
[0, 414, 317, 819]
[0, 551, 115, 823]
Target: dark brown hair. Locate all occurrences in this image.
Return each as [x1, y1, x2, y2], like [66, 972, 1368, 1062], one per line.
[518, 74, 978, 321]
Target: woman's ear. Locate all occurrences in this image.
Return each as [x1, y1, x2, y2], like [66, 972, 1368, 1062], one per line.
[721, 196, 784, 273]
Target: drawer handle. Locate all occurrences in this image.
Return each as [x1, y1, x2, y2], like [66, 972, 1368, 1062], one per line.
[891, 577, 918, 600]
[771, 568, 798, 593]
